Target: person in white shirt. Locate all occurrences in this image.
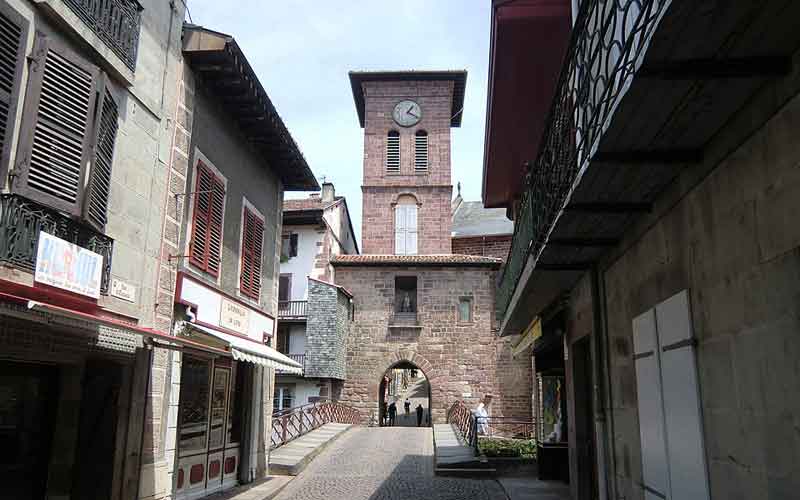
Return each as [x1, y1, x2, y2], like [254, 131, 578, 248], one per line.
[474, 394, 493, 435]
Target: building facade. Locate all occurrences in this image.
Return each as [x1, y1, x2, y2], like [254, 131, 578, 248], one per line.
[275, 183, 358, 410]
[334, 71, 530, 427]
[484, 1, 800, 499]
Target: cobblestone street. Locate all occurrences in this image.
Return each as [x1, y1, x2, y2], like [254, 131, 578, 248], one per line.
[273, 427, 505, 500]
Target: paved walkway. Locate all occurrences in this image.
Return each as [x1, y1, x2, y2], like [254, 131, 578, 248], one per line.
[272, 426, 507, 500]
[269, 423, 352, 475]
[432, 423, 482, 469]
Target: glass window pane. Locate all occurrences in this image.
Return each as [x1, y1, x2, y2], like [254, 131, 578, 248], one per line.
[179, 356, 211, 456]
[208, 367, 230, 449]
[458, 299, 471, 322]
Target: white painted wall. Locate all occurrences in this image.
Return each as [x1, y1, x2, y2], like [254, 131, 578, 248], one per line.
[279, 225, 322, 300]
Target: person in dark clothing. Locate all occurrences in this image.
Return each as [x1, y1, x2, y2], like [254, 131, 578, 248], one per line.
[388, 401, 397, 426]
[404, 399, 411, 415]
[416, 404, 424, 427]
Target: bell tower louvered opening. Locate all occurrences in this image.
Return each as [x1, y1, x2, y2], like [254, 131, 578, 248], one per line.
[386, 130, 400, 173]
[414, 130, 428, 172]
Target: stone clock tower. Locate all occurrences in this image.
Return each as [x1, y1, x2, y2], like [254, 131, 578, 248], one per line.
[349, 71, 467, 254]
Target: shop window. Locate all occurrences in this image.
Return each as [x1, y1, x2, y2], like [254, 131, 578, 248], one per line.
[178, 356, 211, 454]
[457, 297, 473, 323]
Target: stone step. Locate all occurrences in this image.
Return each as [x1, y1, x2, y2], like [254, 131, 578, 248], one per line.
[269, 423, 353, 476]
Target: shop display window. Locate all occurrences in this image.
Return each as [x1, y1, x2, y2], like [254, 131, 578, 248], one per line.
[537, 374, 567, 444]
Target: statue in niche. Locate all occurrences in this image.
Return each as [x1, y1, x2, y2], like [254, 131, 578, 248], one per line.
[401, 292, 414, 313]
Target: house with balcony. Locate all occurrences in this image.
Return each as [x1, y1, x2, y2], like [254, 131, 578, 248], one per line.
[275, 182, 358, 410]
[484, 1, 800, 499]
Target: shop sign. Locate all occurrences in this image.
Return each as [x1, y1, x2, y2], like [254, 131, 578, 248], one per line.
[220, 298, 250, 331]
[35, 232, 103, 299]
[512, 316, 542, 356]
[111, 278, 137, 303]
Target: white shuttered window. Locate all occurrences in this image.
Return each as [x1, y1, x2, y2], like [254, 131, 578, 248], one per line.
[386, 130, 400, 172]
[394, 201, 417, 255]
[414, 130, 428, 172]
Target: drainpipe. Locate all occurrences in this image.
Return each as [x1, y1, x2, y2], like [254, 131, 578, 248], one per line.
[591, 265, 616, 500]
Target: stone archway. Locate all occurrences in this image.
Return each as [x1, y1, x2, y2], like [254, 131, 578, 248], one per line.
[377, 358, 432, 427]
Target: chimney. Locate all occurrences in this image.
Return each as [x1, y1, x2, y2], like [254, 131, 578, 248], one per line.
[321, 182, 335, 203]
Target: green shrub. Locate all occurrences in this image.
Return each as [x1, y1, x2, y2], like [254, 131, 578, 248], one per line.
[479, 437, 537, 458]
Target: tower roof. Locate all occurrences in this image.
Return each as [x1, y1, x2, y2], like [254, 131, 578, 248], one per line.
[348, 70, 468, 128]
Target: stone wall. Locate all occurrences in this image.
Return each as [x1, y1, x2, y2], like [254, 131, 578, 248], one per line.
[305, 278, 352, 380]
[594, 59, 800, 500]
[452, 235, 512, 260]
[335, 264, 519, 424]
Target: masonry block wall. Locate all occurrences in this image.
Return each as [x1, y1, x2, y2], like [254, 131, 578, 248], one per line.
[494, 335, 533, 422]
[360, 80, 454, 254]
[595, 61, 800, 500]
[334, 264, 526, 424]
[452, 235, 512, 260]
[305, 279, 351, 380]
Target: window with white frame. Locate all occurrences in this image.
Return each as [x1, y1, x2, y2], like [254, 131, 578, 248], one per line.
[394, 195, 418, 255]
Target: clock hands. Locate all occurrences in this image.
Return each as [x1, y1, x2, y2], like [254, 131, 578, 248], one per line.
[406, 105, 419, 119]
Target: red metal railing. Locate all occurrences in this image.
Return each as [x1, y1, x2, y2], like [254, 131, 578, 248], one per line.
[446, 400, 478, 456]
[271, 399, 360, 449]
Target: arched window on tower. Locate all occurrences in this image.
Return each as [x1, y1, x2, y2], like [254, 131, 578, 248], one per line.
[414, 130, 428, 173]
[386, 130, 400, 173]
[394, 195, 418, 255]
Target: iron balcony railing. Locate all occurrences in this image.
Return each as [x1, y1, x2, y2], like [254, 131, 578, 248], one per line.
[63, 0, 143, 70]
[0, 194, 114, 294]
[278, 300, 307, 318]
[497, 0, 672, 318]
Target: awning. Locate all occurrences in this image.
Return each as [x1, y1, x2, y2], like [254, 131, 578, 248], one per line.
[512, 316, 541, 357]
[184, 322, 303, 374]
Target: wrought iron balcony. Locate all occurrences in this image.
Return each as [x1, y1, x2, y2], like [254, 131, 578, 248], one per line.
[0, 194, 114, 294]
[63, 0, 143, 70]
[278, 300, 307, 319]
[496, 0, 670, 318]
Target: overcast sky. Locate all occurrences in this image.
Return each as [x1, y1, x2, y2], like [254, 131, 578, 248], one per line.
[187, 1, 491, 246]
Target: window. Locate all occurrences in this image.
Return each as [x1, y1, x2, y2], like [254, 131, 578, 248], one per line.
[239, 205, 264, 300]
[386, 130, 400, 172]
[188, 160, 225, 277]
[275, 325, 290, 354]
[10, 31, 121, 231]
[394, 276, 417, 316]
[414, 130, 428, 172]
[274, 386, 294, 412]
[278, 274, 292, 302]
[281, 233, 298, 260]
[394, 195, 418, 255]
[457, 297, 473, 323]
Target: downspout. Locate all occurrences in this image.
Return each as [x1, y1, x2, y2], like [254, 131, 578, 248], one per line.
[591, 265, 616, 500]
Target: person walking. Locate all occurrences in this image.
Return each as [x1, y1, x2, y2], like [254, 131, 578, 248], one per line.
[388, 401, 397, 426]
[415, 404, 424, 427]
[404, 398, 411, 415]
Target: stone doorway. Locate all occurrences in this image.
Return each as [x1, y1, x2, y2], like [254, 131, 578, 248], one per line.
[378, 361, 431, 427]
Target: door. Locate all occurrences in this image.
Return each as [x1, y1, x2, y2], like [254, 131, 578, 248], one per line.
[0, 361, 58, 500]
[572, 338, 598, 500]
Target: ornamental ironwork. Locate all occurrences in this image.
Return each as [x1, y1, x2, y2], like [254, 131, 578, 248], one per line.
[63, 0, 142, 70]
[497, 0, 673, 318]
[0, 194, 114, 294]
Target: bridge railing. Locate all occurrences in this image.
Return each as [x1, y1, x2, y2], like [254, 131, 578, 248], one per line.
[446, 400, 478, 456]
[271, 398, 361, 450]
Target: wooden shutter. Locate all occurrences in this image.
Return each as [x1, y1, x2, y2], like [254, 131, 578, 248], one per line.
[14, 32, 99, 216]
[386, 131, 400, 172]
[239, 207, 264, 299]
[395, 205, 407, 254]
[0, 3, 28, 181]
[84, 78, 119, 230]
[405, 204, 418, 254]
[188, 161, 225, 277]
[414, 131, 428, 172]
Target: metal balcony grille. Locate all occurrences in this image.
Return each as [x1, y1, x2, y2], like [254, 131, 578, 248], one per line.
[496, 0, 671, 317]
[386, 131, 400, 173]
[63, 0, 143, 70]
[278, 300, 307, 319]
[414, 131, 428, 172]
[0, 194, 114, 293]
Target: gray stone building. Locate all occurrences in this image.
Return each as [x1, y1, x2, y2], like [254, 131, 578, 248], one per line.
[275, 184, 358, 409]
[0, 3, 316, 499]
[485, 1, 800, 499]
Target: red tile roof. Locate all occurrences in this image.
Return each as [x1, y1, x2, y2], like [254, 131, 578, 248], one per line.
[330, 254, 502, 268]
[282, 196, 342, 211]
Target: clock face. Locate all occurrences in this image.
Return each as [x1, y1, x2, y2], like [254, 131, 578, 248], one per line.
[392, 100, 422, 127]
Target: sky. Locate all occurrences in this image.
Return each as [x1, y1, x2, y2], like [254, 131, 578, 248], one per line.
[187, 1, 492, 246]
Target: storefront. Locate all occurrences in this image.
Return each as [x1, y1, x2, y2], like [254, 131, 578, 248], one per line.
[172, 273, 302, 499]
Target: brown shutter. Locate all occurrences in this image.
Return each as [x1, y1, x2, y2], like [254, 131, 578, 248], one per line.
[84, 77, 119, 230]
[188, 161, 225, 277]
[0, 3, 28, 182]
[13, 32, 100, 216]
[239, 207, 264, 299]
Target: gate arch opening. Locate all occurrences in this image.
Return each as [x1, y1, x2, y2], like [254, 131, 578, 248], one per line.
[378, 360, 431, 427]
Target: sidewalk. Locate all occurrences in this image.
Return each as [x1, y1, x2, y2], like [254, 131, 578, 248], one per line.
[268, 422, 352, 475]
